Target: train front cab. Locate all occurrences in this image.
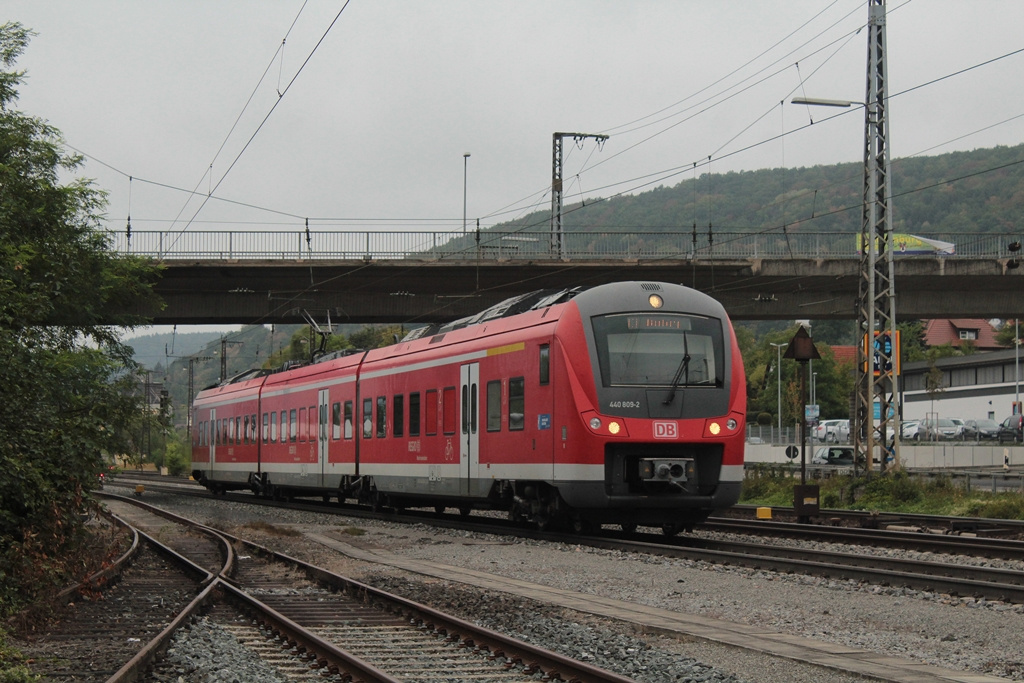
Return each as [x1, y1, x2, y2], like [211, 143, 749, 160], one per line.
[549, 282, 745, 532]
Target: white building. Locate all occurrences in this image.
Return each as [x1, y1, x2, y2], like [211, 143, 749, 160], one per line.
[900, 348, 1022, 423]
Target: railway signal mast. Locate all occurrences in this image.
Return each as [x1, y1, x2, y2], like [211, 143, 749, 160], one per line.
[550, 132, 608, 259]
[854, 0, 901, 472]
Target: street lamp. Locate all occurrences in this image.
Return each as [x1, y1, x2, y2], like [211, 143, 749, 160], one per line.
[770, 342, 788, 438]
[812, 371, 818, 407]
[462, 153, 471, 235]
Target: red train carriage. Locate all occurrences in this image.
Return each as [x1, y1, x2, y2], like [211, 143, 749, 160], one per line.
[192, 281, 745, 532]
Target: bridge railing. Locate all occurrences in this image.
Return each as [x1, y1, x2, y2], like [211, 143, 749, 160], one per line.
[107, 230, 1021, 261]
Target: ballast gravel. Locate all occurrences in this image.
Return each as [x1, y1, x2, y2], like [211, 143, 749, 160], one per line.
[108, 486, 1024, 682]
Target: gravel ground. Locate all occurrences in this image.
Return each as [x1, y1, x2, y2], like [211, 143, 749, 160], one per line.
[108, 487, 1024, 682]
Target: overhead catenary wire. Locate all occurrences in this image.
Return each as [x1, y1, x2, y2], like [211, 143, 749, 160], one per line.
[167, 1, 352, 250]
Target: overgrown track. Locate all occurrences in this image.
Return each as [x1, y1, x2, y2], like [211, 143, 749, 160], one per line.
[90, 493, 634, 683]
[15, 524, 212, 682]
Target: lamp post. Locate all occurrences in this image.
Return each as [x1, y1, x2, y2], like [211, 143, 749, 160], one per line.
[770, 342, 788, 439]
[1016, 318, 1020, 413]
[812, 371, 818, 407]
[462, 153, 471, 235]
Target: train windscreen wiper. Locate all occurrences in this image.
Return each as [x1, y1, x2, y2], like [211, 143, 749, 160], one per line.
[663, 332, 690, 405]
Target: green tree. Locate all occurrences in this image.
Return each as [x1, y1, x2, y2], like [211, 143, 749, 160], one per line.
[0, 23, 160, 617]
[263, 325, 352, 368]
[995, 319, 1021, 348]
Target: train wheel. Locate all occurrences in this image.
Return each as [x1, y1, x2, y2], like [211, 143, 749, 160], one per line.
[620, 522, 637, 534]
[661, 523, 681, 537]
[458, 506, 471, 517]
[434, 505, 446, 515]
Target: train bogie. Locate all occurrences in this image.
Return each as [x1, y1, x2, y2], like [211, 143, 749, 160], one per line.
[191, 281, 745, 532]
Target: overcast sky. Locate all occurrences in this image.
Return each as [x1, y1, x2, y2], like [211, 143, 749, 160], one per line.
[7, 1, 1024, 340]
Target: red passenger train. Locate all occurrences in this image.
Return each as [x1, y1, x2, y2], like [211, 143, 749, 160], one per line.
[191, 281, 746, 533]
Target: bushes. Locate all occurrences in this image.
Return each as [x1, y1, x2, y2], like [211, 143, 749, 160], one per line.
[739, 469, 1024, 519]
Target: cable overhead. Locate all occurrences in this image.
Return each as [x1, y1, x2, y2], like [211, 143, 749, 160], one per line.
[167, 1, 353, 249]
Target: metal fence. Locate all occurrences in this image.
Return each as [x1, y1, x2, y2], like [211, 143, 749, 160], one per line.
[107, 229, 1023, 262]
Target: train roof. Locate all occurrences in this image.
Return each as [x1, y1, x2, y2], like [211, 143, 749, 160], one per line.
[401, 286, 585, 341]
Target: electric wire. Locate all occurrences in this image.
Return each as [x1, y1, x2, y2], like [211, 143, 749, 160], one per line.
[167, 1, 352, 249]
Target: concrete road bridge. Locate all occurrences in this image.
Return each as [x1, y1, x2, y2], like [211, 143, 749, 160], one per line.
[115, 229, 1024, 325]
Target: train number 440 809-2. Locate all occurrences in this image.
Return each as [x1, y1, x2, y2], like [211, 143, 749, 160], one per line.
[608, 400, 641, 409]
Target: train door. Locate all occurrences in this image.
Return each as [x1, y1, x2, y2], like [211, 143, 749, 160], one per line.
[318, 389, 330, 485]
[208, 408, 217, 475]
[460, 363, 479, 494]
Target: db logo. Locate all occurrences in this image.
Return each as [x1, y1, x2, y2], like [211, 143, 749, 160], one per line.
[653, 421, 678, 439]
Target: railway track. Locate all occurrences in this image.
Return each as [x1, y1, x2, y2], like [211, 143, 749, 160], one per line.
[42, 493, 635, 683]
[99, 480, 1023, 683]
[14, 518, 216, 682]
[104, 474, 1024, 608]
[109, 473, 1024, 604]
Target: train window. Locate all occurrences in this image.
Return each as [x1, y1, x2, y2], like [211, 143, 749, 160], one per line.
[362, 398, 373, 439]
[409, 392, 421, 436]
[299, 408, 307, 442]
[509, 377, 525, 431]
[308, 405, 316, 441]
[442, 387, 457, 435]
[344, 401, 353, 439]
[289, 409, 298, 442]
[470, 384, 477, 434]
[393, 395, 404, 438]
[461, 385, 469, 435]
[278, 411, 286, 443]
[243, 415, 249, 444]
[262, 413, 269, 443]
[270, 412, 277, 443]
[235, 416, 241, 444]
[251, 414, 258, 442]
[486, 380, 501, 431]
[591, 313, 723, 388]
[332, 402, 342, 440]
[539, 345, 550, 385]
[376, 396, 386, 438]
[425, 389, 438, 436]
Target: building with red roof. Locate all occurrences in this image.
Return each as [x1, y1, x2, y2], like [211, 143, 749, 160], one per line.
[922, 319, 1001, 351]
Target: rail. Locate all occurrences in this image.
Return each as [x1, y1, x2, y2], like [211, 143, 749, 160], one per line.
[107, 229, 1023, 261]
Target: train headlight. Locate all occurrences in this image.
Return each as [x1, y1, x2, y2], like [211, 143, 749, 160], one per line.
[708, 422, 721, 435]
[589, 417, 602, 430]
[608, 421, 621, 435]
[726, 418, 738, 431]
[648, 293, 664, 309]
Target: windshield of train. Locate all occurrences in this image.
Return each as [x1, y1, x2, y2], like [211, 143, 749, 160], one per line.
[591, 313, 724, 388]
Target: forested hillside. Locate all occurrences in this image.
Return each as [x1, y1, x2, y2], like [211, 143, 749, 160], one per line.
[496, 143, 1024, 237]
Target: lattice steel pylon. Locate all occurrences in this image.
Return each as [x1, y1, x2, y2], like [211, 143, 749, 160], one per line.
[854, 0, 900, 473]
[550, 132, 608, 259]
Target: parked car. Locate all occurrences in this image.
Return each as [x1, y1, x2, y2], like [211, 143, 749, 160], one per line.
[901, 420, 920, 440]
[811, 445, 864, 466]
[998, 414, 1024, 443]
[963, 418, 1000, 441]
[916, 417, 962, 441]
[814, 419, 850, 443]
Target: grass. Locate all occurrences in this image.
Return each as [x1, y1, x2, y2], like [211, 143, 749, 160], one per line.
[741, 465, 1024, 519]
[240, 521, 302, 537]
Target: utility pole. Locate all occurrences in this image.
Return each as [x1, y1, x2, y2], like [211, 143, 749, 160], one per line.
[219, 337, 244, 382]
[550, 132, 608, 259]
[854, 0, 900, 473]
